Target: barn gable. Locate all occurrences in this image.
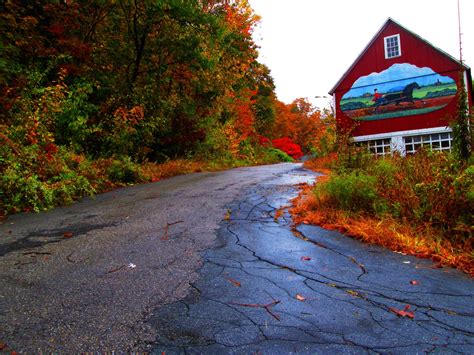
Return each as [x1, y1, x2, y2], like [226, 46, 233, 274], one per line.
[329, 18, 472, 156]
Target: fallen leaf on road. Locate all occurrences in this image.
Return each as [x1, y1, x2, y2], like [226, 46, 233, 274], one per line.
[106, 264, 126, 274]
[410, 280, 419, 285]
[63, 232, 73, 238]
[295, 294, 306, 301]
[230, 300, 281, 321]
[226, 278, 241, 287]
[273, 209, 283, 222]
[345, 289, 362, 298]
[162, 220, 184, 240]
[300, 256, 311, 261]
[389, 305, 415, 319]
[223, 209, 232, 221]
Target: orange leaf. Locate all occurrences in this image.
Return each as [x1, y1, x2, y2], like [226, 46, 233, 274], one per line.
[226, 278, 241, 287]
[389, 306, 415, 319]
[223, 209, 232, 221]
[63, 232, 73, 238]
[300, 256, 311, 261]
[296, 294, 306, 301]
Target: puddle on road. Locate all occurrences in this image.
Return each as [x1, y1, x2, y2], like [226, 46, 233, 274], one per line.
[263, 166, 319, 187]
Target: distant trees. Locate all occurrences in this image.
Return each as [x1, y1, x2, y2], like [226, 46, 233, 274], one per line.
[0, 0, 332, 214]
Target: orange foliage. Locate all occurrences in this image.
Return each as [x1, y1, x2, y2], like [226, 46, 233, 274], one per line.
[113, 105, 145, 126]
[226, 87, 257, 145]
[272, 98, 327, 153]
[223, 0, 260, 38]
[303, 153, 337, 175]
[290, 183, 474, 276]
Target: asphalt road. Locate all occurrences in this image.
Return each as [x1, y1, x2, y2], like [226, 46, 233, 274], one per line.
[1, 163, 473, 353]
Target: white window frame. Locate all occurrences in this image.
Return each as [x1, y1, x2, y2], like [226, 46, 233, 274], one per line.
[384, 34, 401, 59]
[356, 138, 392, 156]
[353, 126, 452, 156]
[404, 132, 452, 155]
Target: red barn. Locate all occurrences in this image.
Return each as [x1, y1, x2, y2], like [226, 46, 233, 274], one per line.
[329, 18, 472, 155]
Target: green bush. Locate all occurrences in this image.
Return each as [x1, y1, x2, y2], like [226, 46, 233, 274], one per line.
[106, 157, 144, 184]
[264, 148, 294, 163]
[319, 171, 380, 214]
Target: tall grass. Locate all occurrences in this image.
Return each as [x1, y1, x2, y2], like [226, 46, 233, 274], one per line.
[294, 150, 473, 275]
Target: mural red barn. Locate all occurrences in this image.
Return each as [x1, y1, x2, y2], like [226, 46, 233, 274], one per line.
[329, 18, 473, 155]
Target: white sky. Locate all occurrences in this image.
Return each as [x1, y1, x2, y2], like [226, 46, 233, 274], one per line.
[248, 0, 474, 109]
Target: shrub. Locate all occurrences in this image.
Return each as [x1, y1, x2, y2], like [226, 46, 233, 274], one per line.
[265, 148, 294, 163]
[317, 171, 380, 214]
[106, 157, 144, 184]
[271, 137, 303, 160]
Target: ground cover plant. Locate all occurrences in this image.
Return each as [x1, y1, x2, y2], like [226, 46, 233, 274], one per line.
[292, 150, 474, 276]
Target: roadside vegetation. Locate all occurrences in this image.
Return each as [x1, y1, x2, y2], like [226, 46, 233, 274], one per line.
[292, 108, 474, 275]
[0, 1, 328, 217]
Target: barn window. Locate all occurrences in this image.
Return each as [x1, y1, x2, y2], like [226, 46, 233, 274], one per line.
[384, 34, 401, 59]
[356, 138, 391, 156]
[404, 133, 452, 154]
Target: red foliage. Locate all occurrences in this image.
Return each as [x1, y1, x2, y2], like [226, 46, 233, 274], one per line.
[257, 135, 270, 147]
[271, 137, 303, 160]
[229, 88, 257, 139]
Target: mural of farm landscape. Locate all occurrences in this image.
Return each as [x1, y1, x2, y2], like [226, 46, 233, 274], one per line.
[340, 63, 457, 121]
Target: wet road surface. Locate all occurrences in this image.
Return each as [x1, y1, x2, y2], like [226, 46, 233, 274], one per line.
[149, 168, 474, 354]
[1, 163, 473, 353]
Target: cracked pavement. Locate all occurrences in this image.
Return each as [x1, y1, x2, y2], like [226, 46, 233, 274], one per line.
[1, 163, 473, 353]
[150, 168, 474, 354]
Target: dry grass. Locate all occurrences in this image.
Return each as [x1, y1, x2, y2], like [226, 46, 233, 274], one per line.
[141, 159, 205, 182]
[290, 183, 474, 277]
[303, 152, 336, 175]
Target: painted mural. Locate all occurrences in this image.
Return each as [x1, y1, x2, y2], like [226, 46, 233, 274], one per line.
[340, 63, 457, 121]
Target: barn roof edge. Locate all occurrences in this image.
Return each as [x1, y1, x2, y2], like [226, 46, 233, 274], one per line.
[328, 18, 470, 95]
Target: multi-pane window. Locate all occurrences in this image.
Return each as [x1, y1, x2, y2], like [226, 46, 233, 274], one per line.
[357, 138, 391, 156]
[384, 34, 401, 59]
[404, 133, 452, 154]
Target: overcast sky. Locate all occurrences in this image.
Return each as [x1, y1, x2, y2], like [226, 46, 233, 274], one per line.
[248, 0, 474, 108]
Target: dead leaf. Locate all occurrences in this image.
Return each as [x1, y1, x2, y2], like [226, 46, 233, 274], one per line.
[389, 306, 415, 319]
[63, 232, 73, 238]
[230, 300, 281, 321]
[345, 290, 361, 297]
[226, 278, 241, 287]
[223, 209, 232, 221]
[162, 220, 184, 240]
[296, 294, 306, 301]
[410, 280, 419, 285]
[300, 256, 311, 261]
